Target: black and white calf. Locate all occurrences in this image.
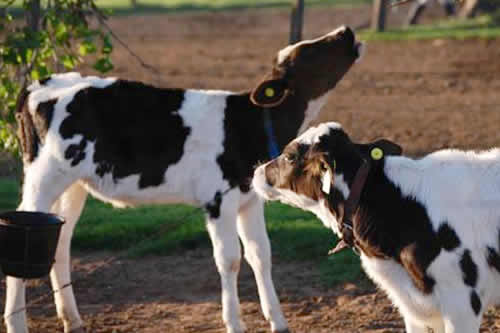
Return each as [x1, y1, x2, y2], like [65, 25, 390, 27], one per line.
[253, 122, 500, 333]
[8, 27, 363, 333]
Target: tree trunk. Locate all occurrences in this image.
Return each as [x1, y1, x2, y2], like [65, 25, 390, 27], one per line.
[289, 0, 304, 44]
[130, 0, 138, 9]
[25, 0, 41, 32]
[372, 0, 388, 32]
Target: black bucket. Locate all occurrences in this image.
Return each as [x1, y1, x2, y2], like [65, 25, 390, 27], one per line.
[0, 211, 64, 279]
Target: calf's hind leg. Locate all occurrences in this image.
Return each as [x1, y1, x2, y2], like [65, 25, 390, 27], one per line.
[49, 183, 88, 332]
[4, 156, 77, 333]
[206, 190, 245, 333]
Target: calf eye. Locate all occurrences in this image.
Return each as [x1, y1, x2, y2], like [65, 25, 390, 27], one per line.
[283, 153, 297, 163]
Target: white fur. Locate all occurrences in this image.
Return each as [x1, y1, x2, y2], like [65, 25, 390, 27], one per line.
[253, 122, 500, 333]
[297, 93, 330, 134]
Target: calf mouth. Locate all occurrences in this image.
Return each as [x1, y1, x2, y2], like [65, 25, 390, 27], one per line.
[252, 164, 280, 201]
[354, 41, 364, 62]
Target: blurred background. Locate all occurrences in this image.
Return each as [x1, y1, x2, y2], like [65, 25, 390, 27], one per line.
[1, 1, 500, 332]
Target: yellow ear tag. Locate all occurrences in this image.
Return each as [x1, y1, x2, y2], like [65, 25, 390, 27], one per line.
[265, 87, 275, 98]
[371, 147, 384, 160]
[332, 160, 336, 170]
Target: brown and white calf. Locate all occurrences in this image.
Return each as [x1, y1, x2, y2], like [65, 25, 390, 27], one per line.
[253, 122, 500, 333]
[8, 27, 362, 333]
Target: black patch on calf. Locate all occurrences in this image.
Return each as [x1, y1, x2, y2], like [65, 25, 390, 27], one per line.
[33, 99, 56, 140]
[460, 249, 478, 287]
[15, 91, 56, 163]
[470, 290, 481, 315]
[217, 93, 306, 193]
[437, 222, 461, 251]
[486, 246, 500, 273]
[39, 76, 52, 85]
[65, 138, 87, 167]
[205, 191, 222, 219]
[59, 80, 190, 189]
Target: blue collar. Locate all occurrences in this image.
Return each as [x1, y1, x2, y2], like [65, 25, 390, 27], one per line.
[262, 109, 280, 159]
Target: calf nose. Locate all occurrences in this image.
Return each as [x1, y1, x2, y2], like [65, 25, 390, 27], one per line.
[339, 26, 355, 44]
[265, 164, 278, 187]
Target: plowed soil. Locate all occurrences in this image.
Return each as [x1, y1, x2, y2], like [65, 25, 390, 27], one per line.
[1, 4, 500, 332]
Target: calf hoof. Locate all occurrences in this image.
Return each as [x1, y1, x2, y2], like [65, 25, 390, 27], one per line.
[69, 328, 86, 333]
[273, 330, 291, 333]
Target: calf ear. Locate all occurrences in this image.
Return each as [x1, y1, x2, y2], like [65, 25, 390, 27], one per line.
[357, 139, 403, 160]
[372, 139, 403, 156]
[250, 79, 289, 108]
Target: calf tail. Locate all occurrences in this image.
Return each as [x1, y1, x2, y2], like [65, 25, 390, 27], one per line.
[15, 84, 39, 164]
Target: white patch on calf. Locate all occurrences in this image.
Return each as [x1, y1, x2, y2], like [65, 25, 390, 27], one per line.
[28, 73, 116, 113]
[298, 93, 331, 134]
[296, 121, 342, 144]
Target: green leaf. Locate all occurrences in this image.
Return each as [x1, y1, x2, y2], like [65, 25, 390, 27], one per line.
[102, 34, 113, 54]
[55, 22, 69, 44]
[61, 54, 77, 69]
[79, 40, 97, 56]
[93, 57, 113, 73]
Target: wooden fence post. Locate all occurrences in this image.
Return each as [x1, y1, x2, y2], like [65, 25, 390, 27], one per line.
[371, 0, 388, 32]
[290, 0, 305, 44]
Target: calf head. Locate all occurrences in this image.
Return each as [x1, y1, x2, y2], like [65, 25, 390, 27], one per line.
[252, 122, 401, 236]
[250, 26, 363, 110]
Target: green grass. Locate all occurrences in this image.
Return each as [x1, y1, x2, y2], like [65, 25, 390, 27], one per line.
[0, 178, 362, 285]
[361, 14, 500, 41]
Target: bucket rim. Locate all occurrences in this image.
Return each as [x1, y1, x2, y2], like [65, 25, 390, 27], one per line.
[0, 211, 65, 227]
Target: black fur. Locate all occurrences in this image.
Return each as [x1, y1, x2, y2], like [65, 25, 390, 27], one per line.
[15, 87, 38, 163]
[34, 99, 56, 140]
[59, 80, 189, 189]
[470, 290, 482, 315]
[460, 249, 478, 287]
[39, 76, 52, 85]
[217, 94, 269, 193]
[486, 229, 500, 274]
[65, 138, 87, 167]
[205, 191, 223, 219]
[486, 246, 500, 273]
[437, 223, 461, 251]
[217, 93, 308, 193]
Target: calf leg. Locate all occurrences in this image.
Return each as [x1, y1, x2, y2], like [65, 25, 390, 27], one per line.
[237, 195, 288, 333]
[4, 157, 76, 333]
[49, 183, 88, 332]
[206, 190, 245, 333]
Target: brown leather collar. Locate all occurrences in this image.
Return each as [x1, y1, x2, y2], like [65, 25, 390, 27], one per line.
[329, 160, 371, 255]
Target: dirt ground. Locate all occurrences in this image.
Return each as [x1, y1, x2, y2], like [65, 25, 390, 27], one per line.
[2, 3, 500, 332]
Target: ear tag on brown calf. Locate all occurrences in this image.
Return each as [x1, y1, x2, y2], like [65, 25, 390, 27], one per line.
[321, 170, 332, 194]
[371, 147, 384, 160]
[265, 88, 275, 98]
[321, 160, 335, 194]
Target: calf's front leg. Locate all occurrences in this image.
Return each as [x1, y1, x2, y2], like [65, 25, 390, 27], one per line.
[237, 194, 288, 333]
